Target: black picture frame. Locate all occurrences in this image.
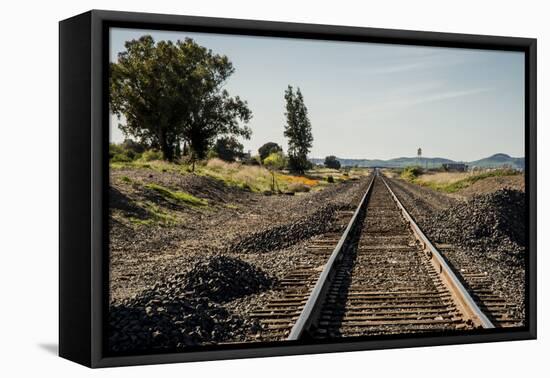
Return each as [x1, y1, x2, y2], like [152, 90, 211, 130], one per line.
[59, 9, 537, 368]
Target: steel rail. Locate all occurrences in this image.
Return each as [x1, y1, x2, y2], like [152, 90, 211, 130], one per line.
[286, 174, 376, 340]
[380, 175, 495, 329]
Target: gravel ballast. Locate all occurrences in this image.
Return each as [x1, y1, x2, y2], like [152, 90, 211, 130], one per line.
[109, 286, 249, 353]
[184, 256, 276, 302]
[109, 255, 273, 353]
[227, 203, 340, 253]
[423, 189, 526, 261]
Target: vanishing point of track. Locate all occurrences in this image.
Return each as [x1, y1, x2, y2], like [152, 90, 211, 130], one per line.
[250, 170, 509, 341]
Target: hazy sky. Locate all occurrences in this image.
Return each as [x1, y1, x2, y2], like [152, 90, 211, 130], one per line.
[110, 28, 525, 161]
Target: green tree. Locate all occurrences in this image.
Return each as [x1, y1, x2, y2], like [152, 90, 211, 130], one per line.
[324, 155, 341, 169]
[110, 35, 252, 162]
[283, 86, 313, 173]
[258, 142, 282, 162]
[212, 136, 244, 162]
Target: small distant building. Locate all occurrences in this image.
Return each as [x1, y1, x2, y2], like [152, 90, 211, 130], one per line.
[442, 163, 467, 172]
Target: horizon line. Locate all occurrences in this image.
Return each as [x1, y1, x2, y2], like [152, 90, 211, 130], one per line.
[309, 153, 524, 162]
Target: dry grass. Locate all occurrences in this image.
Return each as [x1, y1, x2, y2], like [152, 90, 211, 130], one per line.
[204, 159, 328, 193]
[205, 158, 239, 171]
[204, 158, 272, 191]
[416, 171, 473, 185]
[411, 169, 521, 193]
[233, 166, 272, 183]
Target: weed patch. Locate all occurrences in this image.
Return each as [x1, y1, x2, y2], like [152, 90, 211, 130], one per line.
[144, 183, 208, 207]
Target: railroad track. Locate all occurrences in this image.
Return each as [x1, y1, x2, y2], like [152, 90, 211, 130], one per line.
[250, 170, 500, 341]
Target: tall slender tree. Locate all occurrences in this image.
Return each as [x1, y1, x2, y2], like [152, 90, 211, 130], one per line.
[283, 86, 313, 173]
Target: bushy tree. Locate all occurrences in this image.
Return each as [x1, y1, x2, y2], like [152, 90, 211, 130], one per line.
[283, 86, 313, 173]
[324, 155, 341, 169]
[258, 142, 282, 162]
[110, 36, 252, 162]
[212, 136, 244, 162]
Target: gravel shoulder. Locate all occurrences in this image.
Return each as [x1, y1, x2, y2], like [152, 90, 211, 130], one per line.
[383, 176, 458, 222]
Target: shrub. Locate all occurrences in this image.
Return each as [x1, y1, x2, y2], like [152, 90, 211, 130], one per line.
[109, 140, 149, 162]
[110, 153, 132, 163]
[327, 175, 335, 183]
[401, 166, 422, 181]
[109, 143, 132, 162]
[141, 150, 163, 162]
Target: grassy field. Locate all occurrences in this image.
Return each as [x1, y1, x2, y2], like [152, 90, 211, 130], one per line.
[400, 167, 521, 193]
[111, 158, 362, 195]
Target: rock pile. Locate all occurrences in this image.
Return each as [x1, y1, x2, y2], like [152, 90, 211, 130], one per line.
[184, 256, 275, 302]
[109, 256, 271, 353]
[229, 203, 340, 253]
[109, 290, 246, 353]
[424, 189, 526, 262]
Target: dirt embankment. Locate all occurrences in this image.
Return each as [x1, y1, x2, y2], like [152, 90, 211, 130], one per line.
[456, 175, 525, 198]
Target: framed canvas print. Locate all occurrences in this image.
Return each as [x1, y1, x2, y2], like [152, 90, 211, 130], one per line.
[59, 10, 537, 368]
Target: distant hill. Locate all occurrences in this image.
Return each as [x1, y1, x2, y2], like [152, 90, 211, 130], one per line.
[468, 154, 524, 169]
[310, 153, 524, 169]
[310, 156, 456, 168]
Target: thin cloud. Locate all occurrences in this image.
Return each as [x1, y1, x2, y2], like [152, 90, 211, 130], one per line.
[357, 87, 492, 116]
[406, 87, 492, 106]
[369, 62, 433, 74]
